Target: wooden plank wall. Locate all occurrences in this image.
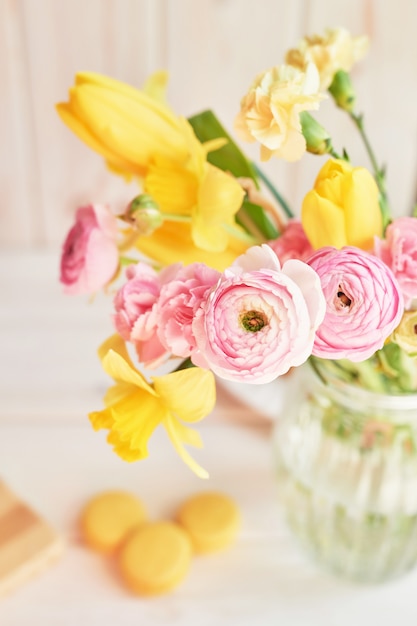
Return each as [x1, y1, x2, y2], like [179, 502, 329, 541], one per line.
[1, 0, 416, 248]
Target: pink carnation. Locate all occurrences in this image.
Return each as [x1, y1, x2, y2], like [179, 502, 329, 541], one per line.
[60, 204, 119, 294]
[113, 263, 180, 368]
[374, 217, 417, 308]
[308, 246, 404, 361]
[268, 219, 313, 263]
[156, 264, 220, 358]
[191, 245, 325, 384]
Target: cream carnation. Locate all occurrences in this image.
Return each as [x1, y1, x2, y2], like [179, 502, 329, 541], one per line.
[234, 63, 324, 162]
[286, 27, 369, 90]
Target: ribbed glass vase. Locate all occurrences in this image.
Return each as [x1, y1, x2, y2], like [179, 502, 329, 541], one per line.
[273, 364, 417, 583]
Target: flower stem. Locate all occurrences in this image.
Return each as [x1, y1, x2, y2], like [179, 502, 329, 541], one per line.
[161, 213, 191, 223]
[173, 357, 195, 371]
[329, 147, 343, 160]
[350, 112, 391, 227]
[118, 229, 140, 253]
[253, 163, 294, 218]
[222, 223, 259, 245]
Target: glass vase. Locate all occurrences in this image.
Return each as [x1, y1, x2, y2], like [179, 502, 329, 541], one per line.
[273, 363, 417, 583]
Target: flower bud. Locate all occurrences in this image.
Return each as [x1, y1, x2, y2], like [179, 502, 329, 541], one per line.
[301, 158, 382, 250]
[328, 70, 356, 112]
[126, 194, 163, 235]
[299, 112, 332, 155]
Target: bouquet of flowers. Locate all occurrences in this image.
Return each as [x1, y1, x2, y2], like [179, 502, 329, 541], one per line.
[57, 27, 417, 479]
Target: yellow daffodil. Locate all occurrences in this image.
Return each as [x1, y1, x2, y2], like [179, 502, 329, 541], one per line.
[143, 117, 245, 254]
[137, 220, 249, 271]
[89, 335, 215, 479]
[58, 72, 246, 259]
[234, 63, 324, 162]
[286, 27, 369, 90]
[56, 71, 189, 179]
[301, 158, 382, 250]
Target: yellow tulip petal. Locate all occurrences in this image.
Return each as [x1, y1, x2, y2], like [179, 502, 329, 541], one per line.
[71, 86, 186, 167]
[102, 350, 157, 395]
[56, 103, 143, 176]
[136, 220, 247, 270]
[153, 368, 216, 423]
[344, 168, 382, 248]
[315, 173, 344, 206]
[321, 158, 351, 178]
[142, 70, 169, 104]
[75, 72, 180, 128]
[302, 190, 348, 249]
[164, 415, 209, 479]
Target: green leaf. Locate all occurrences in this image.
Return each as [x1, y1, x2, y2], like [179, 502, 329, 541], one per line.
[188, 110, 259, 185]
[236, 200, 280, 241]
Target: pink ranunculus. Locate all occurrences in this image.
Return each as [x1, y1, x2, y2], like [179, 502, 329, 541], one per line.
[113, 262, 180, 368]
[191, 244, 326, 384]
[374, 217, 417, 308]
[60, 204, 119, 295]
[308, 246, 404, 361]
[156, 264, 221, 358]
[268, 219, 314, 263]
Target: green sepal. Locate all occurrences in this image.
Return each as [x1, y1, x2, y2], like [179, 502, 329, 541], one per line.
[188, 110, 259, 185]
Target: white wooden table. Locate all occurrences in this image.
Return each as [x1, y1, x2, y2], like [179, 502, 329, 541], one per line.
[2, 249, 417, 625]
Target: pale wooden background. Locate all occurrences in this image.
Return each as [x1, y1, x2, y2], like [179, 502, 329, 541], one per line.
[2, 0, 417, 249]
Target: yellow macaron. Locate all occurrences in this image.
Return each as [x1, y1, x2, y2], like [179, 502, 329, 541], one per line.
[80, 490, 147, 553]
[118, 521, 192, 596]
[176, 491, 240, 554]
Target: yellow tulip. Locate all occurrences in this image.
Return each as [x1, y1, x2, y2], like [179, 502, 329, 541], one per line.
[89, 335, 216, 478]
[56, 72, 189, 179]
[301, 158, 382, 250]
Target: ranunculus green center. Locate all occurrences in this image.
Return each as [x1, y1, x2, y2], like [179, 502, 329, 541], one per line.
[240, 310, 268, 332]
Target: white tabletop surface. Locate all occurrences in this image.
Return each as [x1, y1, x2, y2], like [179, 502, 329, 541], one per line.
[1, 248, 417, 625]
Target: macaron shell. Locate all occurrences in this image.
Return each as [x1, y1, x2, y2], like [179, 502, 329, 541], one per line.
[80, 490, 147, 553]
[119, 521, 192, 596]
[176, 492, 240, 554]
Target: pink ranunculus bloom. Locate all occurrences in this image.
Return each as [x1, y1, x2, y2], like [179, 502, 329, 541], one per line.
[268, 219, 314, 264]
[156, 263, 221, 358]
[308, 246, 404, 361]
[191, 244, 326, 384]
[374, 217, 417, 308]
[113, 262, 180, 368]
[60, 204, 119, 295]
